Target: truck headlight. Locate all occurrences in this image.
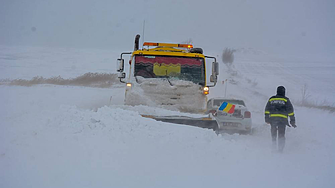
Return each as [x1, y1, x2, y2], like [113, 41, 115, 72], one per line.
[203, 86, 209, 95]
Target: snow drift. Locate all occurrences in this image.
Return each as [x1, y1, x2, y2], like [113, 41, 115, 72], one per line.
[0, 46, 334, 188]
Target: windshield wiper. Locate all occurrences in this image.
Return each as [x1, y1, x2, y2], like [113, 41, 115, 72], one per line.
[165, 70, 173, 86]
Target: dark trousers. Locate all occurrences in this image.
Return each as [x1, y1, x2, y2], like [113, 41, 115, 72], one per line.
[270, 121, 286, 152]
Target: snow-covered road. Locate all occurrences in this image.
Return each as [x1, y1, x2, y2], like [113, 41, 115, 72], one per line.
[0, 46, 334, 188]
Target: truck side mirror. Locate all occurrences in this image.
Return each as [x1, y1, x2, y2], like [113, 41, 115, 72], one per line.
[210, 61, 219, 83]
[212, 61, 219, 76]
[118, 72, 126, 79]
[117, 59, 124, 72]
[210, 75, 217, 83]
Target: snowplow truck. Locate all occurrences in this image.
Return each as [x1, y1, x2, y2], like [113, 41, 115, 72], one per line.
[116, 34, 219, 129]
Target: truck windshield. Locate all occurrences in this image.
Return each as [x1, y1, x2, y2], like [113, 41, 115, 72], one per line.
[134, 55, 205, 85]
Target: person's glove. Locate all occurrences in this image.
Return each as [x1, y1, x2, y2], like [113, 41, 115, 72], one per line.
[290, 121, 297, 128]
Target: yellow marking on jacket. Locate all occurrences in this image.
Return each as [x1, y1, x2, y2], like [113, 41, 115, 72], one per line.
[269, 98, 287, 102]
[270, 114, 288, 118]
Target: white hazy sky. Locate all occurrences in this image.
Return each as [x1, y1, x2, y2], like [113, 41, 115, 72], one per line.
[1, 0, 334, 56]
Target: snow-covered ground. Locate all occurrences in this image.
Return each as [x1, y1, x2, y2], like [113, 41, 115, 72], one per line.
[0, 45, 334, 188]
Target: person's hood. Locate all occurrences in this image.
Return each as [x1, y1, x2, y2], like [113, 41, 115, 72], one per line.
[277, 86, 286, 96]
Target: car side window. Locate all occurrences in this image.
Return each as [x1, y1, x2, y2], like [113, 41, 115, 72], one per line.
[213, 100, 223, 107]
[207, 100, 212, 109]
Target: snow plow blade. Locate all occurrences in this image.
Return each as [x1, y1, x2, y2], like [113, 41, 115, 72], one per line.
[142, 115, 218, 130]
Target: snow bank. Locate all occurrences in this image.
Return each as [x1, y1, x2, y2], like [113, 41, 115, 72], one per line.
[0, 46, 334, 188]
[125, 78, 206, 113]
[1, 85, 334, 188]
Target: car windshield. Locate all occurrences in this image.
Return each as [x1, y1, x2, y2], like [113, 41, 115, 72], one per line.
[134, 55, 205, 85]
[213, 99, 245, 107]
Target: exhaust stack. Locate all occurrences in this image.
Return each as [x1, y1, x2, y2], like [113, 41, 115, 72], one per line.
[134, 34, 140, 51]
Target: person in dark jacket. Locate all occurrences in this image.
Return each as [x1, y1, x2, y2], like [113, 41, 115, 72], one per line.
[265, 86, 296, 152]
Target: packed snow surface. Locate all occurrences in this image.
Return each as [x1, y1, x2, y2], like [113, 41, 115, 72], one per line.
[0, 45, 334, 188]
